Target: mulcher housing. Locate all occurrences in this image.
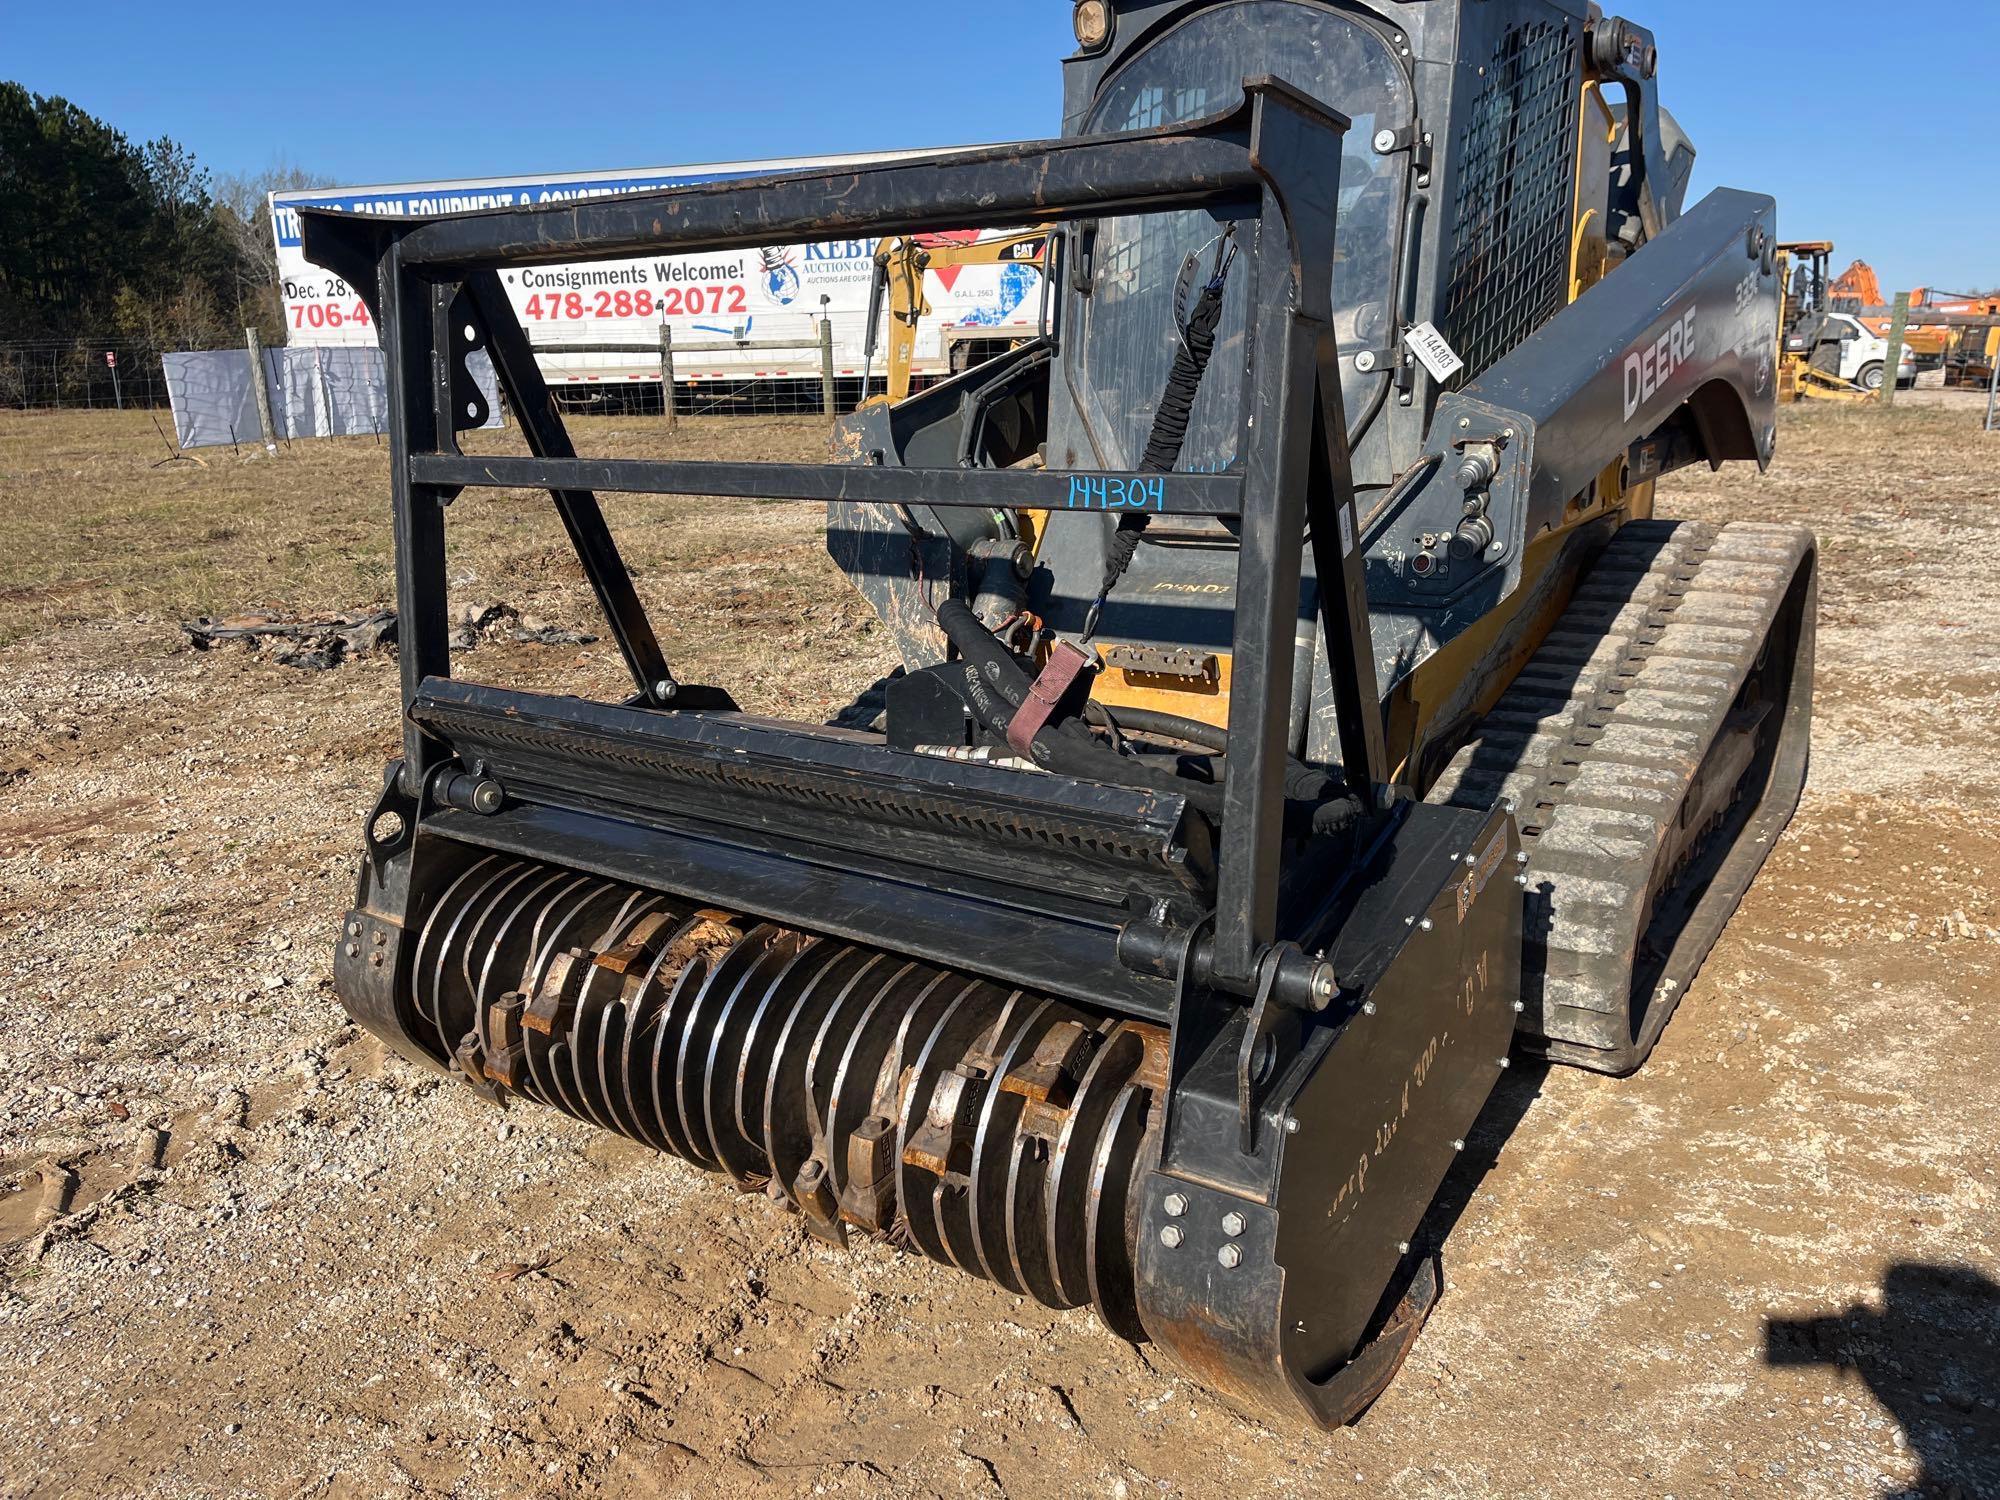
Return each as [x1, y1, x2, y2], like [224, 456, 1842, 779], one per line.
[306, 0, 1812, 1428]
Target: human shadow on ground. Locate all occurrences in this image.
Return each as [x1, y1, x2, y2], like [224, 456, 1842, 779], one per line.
[1766, 1262, 2000, 1499]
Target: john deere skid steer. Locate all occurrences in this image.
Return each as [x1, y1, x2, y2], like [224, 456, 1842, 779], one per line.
[303, 0, 1810, 1427]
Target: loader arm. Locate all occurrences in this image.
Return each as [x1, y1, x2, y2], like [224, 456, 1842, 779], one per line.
[1365, 186, 1781, 697]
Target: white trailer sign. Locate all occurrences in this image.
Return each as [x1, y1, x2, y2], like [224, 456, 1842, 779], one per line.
[270, 155, 1046, 388]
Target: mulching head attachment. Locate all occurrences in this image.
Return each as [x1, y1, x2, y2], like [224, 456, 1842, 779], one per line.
[336, 741, 1518, 1429]
[406, 854, 1165, 1339]
[310, 75, 1526, 1429]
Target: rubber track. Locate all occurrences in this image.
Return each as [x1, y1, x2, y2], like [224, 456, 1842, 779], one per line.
[1426, 519, 1814, 1073]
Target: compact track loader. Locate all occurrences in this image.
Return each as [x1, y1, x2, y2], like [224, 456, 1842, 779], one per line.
[305, 0, 1811, 1428]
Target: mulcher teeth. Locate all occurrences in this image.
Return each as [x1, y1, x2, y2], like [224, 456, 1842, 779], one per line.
[409, 854, 1169, 1339]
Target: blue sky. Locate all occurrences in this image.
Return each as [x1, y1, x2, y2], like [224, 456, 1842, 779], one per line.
[7, 0, 1995, 295]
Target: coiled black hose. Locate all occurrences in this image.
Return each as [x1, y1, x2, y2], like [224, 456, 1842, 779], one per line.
[1081, 234, 1237, 641]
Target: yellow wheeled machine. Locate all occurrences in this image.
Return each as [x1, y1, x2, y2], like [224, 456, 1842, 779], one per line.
[1775, 240, 1872, 402]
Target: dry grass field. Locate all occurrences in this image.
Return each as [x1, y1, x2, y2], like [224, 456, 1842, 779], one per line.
[1, 395, 1996, 1498]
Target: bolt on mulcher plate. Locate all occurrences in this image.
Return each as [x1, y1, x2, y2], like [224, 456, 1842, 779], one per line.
[302, 0, 1812, 1428]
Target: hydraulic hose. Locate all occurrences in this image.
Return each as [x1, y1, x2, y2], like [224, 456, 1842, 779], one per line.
[935, 600, 1364, 845]
[1101, 702, 1360, 839]
[936, 599, 1225, 818]
[1098, 704, 1229, 752]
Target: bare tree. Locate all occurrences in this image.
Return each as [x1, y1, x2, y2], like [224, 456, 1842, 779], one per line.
[215, 161, 332, 319]
[213, 163, 330, 342]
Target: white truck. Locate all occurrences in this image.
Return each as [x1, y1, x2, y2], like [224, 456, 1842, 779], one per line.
[268, 156, 1047, 393]
[1817, 312, 1919, 392]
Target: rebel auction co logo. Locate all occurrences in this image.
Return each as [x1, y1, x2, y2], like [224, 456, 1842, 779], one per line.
[759, 247, 801, 306]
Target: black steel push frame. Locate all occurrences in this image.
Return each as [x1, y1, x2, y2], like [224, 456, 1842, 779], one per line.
[301, 76, 1389, 1001]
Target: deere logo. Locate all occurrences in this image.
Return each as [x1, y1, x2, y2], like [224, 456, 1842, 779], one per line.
[1624, 305, 1698, 421]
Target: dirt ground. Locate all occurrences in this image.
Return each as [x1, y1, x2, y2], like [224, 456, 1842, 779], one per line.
[1, 392, 1996, 1499]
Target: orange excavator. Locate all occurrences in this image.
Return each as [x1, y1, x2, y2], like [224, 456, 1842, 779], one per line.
[1830, 260, 1946, 362]
[1917, 289, 2000, 388]
[1831, 260, 2000, 381]
[1828, 259, 1883, 313]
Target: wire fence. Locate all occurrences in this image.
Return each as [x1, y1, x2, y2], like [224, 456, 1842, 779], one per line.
[550, 375, 897, 419]
[538, 325, 877, 422]
[4, 325, 979, 424]
[0, 339, 177, 411]
[674, 375, 894, 417]
[2, 337, 908, 421]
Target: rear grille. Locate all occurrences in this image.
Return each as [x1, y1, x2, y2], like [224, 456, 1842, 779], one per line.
[1442, 19, 1583, 385]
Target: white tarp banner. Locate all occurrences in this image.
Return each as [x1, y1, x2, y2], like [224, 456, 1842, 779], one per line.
[160, 349, 262, 450]
[270, 158, 1046, 385]
[163, 346, 499, 449]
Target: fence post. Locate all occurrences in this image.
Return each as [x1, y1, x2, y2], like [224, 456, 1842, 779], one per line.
[659, 323, 678, 431]
[245, 327, 279, 453]
[1987, 348, 1998, 433]
[315, 347, 334, 437]
[1880, 292, 1911, 408]
[818, 318, 837, 422]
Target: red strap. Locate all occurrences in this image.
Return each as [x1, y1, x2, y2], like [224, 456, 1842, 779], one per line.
[1007, 640, 1093, 758]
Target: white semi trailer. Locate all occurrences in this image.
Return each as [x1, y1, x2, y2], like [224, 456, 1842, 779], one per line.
[269, 154, 1047, 392]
